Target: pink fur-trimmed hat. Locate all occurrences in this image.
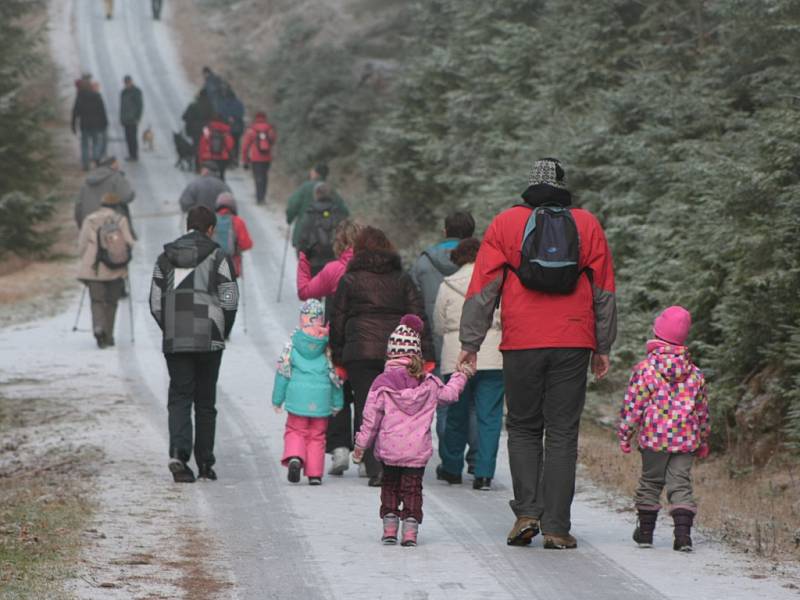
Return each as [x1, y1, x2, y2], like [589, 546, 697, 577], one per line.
[653, 306, 692, 346]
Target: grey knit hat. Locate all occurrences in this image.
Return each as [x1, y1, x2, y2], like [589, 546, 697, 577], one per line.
[528, 158, 566, 189]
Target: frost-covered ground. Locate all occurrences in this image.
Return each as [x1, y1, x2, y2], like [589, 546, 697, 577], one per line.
[18, 0, 800, 598]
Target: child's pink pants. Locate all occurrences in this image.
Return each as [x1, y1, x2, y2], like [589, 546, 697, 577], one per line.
[281, 414, 329, 478]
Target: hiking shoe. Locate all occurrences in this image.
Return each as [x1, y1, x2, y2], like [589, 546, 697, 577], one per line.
[472, 477, 492, 491]
[329, 447, 350, 476]
[382, 513, 399, 545]
[543, 532, 578, 549]
[368, 473, 383, 487]
[94, 327, 107, 349]
[197, 464, 217, 481]
[308, 477, 322, 486]
[287, 458, 302, 483]
[507, 516, 539, 546]
[401, 518, 419, 547]
[436, 464, 462, 485]
[168, 459, 195, 483]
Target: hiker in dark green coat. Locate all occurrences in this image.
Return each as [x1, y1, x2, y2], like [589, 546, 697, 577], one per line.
[120, 75, 144, 161]
[286, 163, 349, 249]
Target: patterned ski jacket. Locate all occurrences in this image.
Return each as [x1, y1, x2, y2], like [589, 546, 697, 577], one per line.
[617, 342, 710, 454]
[355, 360, 467, 468]
[149, 231, 238, 353]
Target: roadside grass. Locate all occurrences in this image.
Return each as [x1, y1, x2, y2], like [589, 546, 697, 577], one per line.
[0, 391, 99, 600]
[579, 420, 800, 562]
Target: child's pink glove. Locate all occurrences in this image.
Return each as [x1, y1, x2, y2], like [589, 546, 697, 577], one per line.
[352, 446, 364, 464]
[619, 439, 632, 454]
[696, 444, 710, 459]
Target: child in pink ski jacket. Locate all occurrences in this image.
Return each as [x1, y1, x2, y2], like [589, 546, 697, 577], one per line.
[617, 305, 710, 552]
[353, 314, 472, 546]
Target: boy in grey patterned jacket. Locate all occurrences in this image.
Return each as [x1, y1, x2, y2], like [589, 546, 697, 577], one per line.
[149, 206, 239, 483]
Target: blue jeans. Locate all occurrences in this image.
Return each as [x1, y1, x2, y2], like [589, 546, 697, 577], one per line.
[80, 129, 106, 169]
[441, 370, 504, 478]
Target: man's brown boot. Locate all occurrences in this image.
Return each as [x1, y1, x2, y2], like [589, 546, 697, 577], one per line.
[506, 516, 540, 546]
[543, 532, 578, 549]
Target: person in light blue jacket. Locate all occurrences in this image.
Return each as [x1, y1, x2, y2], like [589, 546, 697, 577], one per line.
[273, 299, 343, 485]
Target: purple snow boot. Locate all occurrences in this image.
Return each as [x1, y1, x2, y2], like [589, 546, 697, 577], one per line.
[672, 509, 694, 552]
[632, 508, 659, 548]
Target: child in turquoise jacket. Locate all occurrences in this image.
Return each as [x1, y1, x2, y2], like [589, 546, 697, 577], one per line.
[273, 299, 343, 484]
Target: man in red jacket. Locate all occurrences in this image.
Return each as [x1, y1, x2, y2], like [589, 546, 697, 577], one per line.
[198, 114, 234, 181]
[458, 158, 617, 550]
[241, 111, 277, 205]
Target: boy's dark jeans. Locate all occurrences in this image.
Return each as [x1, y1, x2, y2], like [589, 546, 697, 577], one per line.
[503, 348, 591, 535]
[165, 350, 223, 467]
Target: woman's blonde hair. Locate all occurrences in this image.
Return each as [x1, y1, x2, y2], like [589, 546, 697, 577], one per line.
[405, 354, 425, 379]
[333, 219, 363, 257]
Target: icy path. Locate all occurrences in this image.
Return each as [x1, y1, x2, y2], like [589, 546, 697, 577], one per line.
[30, 1, 799, 598]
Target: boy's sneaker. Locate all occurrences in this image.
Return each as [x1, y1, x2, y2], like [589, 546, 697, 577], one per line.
[197, 464, 217, 481]
[381, 513, 399, 545]
[287, 458, 302, 483]
[472, 477, 492, 491]
[168, 458, 195, 483]
[543, 532, 578, 550]
[401, 518, 419, 547]
[308, 477, 322, 485]
[329, 447, 350, 475]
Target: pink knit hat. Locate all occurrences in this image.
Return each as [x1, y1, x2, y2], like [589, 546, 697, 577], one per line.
[386, 314, 423, 359]
[653, 306, 692, 346]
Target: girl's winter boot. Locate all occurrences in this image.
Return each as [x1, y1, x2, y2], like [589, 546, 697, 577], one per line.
[287, 458, 302, 483]
[671, 509, 694, 552]
[381, 513, 399, 545]
[632, 508, 658, 548]
[401, 518, 419, 547]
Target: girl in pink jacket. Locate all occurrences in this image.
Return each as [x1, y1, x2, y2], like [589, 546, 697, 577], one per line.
[617, 306, 710, 552]
[353, 314, 472, 547]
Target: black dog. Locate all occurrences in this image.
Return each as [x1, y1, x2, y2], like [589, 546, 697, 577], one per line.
[173, 131, 195, 171]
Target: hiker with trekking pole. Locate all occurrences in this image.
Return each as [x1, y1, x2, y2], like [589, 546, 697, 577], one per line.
[76, 192, 135, 348]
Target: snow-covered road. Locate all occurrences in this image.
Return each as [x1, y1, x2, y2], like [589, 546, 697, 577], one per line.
[22, 1, 799, 598]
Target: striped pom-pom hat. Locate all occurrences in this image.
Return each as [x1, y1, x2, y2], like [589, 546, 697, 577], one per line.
[386, 314, 424, 359]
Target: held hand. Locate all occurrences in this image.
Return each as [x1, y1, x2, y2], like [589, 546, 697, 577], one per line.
[696, 444, 710, 459]
[334, 366, 348, 382]
[619, 439, 632, 454]
[591, 353, 610, 380]
[457, 350, 478, 374]
[273, 405, 283, 415]
[457, 361, 476, 378]
[352, 446, 364, 464]
[423, 361, 436, 375]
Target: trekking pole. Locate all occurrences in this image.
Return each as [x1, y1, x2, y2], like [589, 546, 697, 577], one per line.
[72, 286, 87, 331]
[240, 263, 248, 334]
[276, 224, 291, 303]
[127, 276, 135, 344]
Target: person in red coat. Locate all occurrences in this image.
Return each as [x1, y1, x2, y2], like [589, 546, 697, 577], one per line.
[198, 115, 235, 181]
[241, 112, 277, 204]
[458, 158, 617, 550]
[214, 192, 253, 278]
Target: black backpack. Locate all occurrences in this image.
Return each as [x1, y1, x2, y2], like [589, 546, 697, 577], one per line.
[513, 205, 582, 294]
[298, 202, 343, 268]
